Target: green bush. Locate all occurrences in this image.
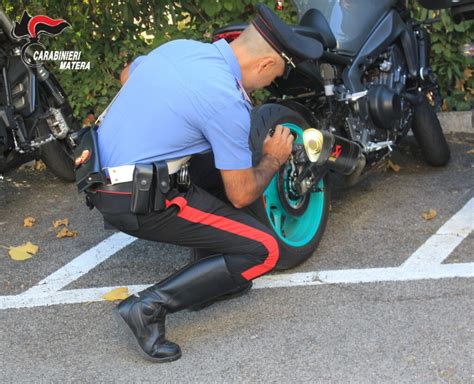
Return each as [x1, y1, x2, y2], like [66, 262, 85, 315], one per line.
[1, 0, 471, 120]
[409, 1, 473, 111]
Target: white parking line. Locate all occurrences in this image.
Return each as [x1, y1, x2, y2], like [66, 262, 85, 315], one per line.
[0, 198, 472, 310]
[22, 232, 137, 296]
[401, 198, 473, 269]
[1, 263, 473, 310]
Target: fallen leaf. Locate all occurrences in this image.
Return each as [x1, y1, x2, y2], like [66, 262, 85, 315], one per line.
[388, 160, 401, 172]
[8, 242, 39, 261]
[466, 149, 474, 154]
[422, 209, 437, 221]
[34, 160, 47, 171]
[23, 217, 36, 227]
[102, 287, 129, 301]
[53, 218, 69, 229]
[56, 227, 78, 238]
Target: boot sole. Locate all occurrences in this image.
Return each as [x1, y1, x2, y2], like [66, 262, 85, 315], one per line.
[112, 307, 182, 363]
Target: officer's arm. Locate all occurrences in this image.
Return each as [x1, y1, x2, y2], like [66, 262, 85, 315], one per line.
[120, 64, 131, 85]
[120, 56, 146, 85]
[220, 154, 281, 209]
[220, 125, 293, 208]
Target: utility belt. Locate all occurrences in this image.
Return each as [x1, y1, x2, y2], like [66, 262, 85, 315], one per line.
[74, 126, 191, 215]
[93, 162, 183, 214]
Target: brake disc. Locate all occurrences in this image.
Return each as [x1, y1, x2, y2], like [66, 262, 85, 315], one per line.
[276, 161, 309, 217]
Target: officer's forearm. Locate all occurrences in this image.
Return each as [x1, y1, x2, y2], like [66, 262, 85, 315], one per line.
[251, 153, 281, 199]
[221, 155, 280, 208]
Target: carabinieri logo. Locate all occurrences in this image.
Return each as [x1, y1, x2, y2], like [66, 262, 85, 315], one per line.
[11, 11, 90, 70]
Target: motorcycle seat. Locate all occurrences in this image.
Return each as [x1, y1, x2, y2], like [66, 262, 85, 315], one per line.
[214, 23, 331, 50]
[252, 4, 323, 62]
[214, 5, 328, 62]
[299, 9, 337, 50]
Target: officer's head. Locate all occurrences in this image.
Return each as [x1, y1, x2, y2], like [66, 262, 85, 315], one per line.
[230, 24, 286, 92]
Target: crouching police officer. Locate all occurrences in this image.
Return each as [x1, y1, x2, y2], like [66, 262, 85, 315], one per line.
[78, 4, 323, 362]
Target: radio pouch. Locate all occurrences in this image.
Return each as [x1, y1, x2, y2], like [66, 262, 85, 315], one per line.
[130, 163, 154, 214]
[153, 161, 170, 211]
[74, 126, 107, 193]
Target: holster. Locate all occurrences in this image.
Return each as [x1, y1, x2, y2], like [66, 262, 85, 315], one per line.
[74, 126, 107, 193]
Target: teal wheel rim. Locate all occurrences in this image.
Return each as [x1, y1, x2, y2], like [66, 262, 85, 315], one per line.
[263, 123, 325, 247]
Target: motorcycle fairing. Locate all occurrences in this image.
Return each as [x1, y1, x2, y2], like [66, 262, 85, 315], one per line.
[343, 10, 419, 93]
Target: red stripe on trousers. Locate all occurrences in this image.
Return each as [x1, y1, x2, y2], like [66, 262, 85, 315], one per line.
[166, 197, 279, 280]
[95, 190, 132, 195]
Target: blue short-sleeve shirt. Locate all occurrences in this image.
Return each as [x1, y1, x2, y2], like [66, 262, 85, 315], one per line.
[98, 39, 253, 170]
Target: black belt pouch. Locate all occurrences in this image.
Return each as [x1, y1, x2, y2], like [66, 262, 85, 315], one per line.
[153, 161, 170, 211]
[130, 164, 154, 214]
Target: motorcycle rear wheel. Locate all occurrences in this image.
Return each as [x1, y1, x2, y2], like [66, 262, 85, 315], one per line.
[247, 104, 330, 270]
[37, 120, 76, 182]
[411, 98, 450, 166]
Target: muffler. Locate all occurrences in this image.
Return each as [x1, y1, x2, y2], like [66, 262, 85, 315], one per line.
[302, 129, 362, 175]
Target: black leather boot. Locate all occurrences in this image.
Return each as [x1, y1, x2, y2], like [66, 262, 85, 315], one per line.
[114, 255, 243, 362]
[188, 249, 253, 311]
[114, 293, 180, 362]
[188, 281, 253, 311]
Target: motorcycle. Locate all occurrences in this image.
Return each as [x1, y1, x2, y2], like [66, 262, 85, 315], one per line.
[0, 10, 79, 182]
[213, 0, 473, 269]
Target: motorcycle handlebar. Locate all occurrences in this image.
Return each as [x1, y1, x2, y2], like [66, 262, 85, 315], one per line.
[0, 10, 19, 44]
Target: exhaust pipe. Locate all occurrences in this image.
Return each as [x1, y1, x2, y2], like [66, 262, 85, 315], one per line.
[302, 129, 362, 175]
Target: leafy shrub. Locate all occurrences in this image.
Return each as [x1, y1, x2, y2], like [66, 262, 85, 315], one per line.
[1, 0, 471, 119]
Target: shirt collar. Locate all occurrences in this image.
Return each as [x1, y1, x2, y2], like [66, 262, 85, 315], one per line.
[213, 38, 242, 81]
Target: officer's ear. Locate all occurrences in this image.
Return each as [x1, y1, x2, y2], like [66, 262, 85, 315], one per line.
[256, 56, 277, 74]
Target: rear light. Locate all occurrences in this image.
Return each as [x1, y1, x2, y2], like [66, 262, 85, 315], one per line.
[212, 31, 242, 43]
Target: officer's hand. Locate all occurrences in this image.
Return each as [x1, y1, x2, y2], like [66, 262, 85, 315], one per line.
[262, 124, 294, 167]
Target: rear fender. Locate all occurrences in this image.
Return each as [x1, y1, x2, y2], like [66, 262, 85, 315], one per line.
[212, 23, 247, 42]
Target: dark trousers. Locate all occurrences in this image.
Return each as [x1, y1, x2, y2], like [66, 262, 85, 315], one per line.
[89, 154, 279, 284]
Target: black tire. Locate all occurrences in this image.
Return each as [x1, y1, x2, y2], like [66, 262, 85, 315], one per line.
[37, 120, 76, 182]
[246, 103, 331, 270]
[411, 98, 450, 166]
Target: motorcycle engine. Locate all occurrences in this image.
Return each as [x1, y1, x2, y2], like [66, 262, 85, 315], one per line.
[319, 45, 414, 171]
[363, 45, 413, 137]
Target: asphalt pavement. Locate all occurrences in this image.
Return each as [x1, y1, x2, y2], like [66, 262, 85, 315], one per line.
[0, 133, 473, 383]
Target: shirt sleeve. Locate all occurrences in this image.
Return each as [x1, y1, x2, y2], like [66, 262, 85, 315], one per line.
[201, 100, 252, 170]
[129, 55, 146, 75]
